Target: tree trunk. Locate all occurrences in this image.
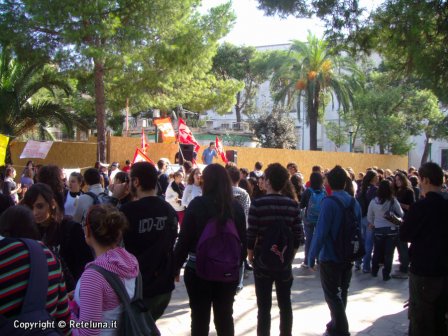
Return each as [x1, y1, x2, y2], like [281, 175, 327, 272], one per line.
[379, 143, 385, 154]
[309, 87, 319, 150]
[235, 91, 242, 123]
[94, 59, 107, 163]
[420, 136, 430, 166]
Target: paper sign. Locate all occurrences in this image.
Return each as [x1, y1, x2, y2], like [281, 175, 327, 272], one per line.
[0, 134, 9, 166]
[20, 140, 53, 159]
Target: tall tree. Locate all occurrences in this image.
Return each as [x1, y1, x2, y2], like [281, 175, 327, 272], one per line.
[0, 46, 87, 139]
[270, 33, 359, 150]
[0, 0, 237, 161]
[357, 0, 448, 103]
[212, 43, 270, 122]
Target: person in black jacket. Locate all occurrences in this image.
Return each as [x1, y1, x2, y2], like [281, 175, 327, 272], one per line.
[120, 162, 178, 323]
[22, 183, 93, 291]
[174, 164, 247, 336]
[400, 162, 448, 336]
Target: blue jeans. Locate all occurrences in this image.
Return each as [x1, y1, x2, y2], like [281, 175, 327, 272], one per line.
[319, 261, 353, 336]
[361, 217, 374, 271]
[254, 266, 293, 336]
[304, 222, 316, 267]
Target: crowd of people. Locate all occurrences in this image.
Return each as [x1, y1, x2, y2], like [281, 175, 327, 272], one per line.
[0, 157, 447, 336]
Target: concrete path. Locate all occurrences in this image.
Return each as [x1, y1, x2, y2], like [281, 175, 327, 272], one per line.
[157, 248, 409, 335]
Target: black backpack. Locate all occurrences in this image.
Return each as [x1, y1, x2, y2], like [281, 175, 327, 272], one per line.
[328, 196, 365, 263]
[88, 265, 160, 336]
[0, 239, 62, 336]
[256, 220, 295, 271]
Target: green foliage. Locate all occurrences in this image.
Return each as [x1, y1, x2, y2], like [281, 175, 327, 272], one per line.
[325, 120, 348, 149]
[255, 0, 363, 45]
[346, 70, 447, 155]
[0, 46, 87, 139]
[356, 0, 448, 104]
[251, 108, 297, 149]
[0, 0, 240, 160]
[212, 43, 271, 121]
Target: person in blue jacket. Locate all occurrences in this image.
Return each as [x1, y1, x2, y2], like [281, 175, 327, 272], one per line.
[309, 165, 362, 336]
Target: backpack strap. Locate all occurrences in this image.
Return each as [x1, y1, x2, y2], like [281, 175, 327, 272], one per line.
[18, 239, 49, 314]
[88, 264, 141, 303]
[85, 191, 99, 204]
[328, 195, 355, 210]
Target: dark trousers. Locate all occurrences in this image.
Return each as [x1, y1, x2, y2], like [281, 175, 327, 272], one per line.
[409, 273, 448, 336]
[372, 227, 398, 279]
[143, 292, 172, 321]
[184, 266, 237, 336]
[254, 266, 293, 336]
[319, 261, 353, 336]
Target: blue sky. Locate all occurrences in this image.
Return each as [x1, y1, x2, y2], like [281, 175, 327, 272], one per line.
[201, 0, 381, 47]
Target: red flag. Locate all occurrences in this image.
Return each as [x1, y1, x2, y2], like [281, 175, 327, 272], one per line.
[215, 136, 228, 164]
[178, 118, 200, 152]
[141, 127, 149, 151]
[132, 147, 154, 165]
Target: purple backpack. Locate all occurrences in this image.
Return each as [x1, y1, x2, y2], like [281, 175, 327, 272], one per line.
[195, 218, 241, 282]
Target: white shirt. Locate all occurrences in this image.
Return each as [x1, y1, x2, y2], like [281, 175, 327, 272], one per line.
[181, 184, 202, 208]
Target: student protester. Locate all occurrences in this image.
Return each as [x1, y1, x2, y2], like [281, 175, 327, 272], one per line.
[22, 183, 93, 291]
[111, 171, 133, 207]
[400, 162, 448, 336]
[355, 170, 379, 273]
[174, 164, 246, 336]
[72, 168, 110, 224]
[392, 172, 415, 279]
[300, 172, 326, 269]
[156, 159, 170, 198]
[122, 159, 131, 173]
[166, 171, 186, 226]
[308, 166, 362, 336]
[367, 180, 404, 281]
[181, 168, 202, 208]
[247, 163, 303, 336]
[64, 172, 84, 218]
[120, 162, 178, 323]
[249, 161, 264, 180]
[71, 204, 140, 336]
[2, 166, 21, 205]
[36, 165, 66, 212]
[0, 205, 71, 336]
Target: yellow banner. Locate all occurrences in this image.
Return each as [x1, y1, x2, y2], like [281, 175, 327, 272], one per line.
[0, 134, 9, 166]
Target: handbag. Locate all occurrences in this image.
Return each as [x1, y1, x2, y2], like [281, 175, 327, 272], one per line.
[384, 200, 403, 226]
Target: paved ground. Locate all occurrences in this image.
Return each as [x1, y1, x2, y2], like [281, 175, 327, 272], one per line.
[157, 248, 409, 335]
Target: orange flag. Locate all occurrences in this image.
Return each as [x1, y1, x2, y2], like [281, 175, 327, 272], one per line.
[153, 117, 176, 143]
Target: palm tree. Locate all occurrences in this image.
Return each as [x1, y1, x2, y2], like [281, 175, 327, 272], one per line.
[270, 33, 360, 150]
[0, 47, 87, 140]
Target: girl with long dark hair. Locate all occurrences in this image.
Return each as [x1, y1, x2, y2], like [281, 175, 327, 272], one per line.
[174, 164, 246, 336]
[22, 183, 93, 291]
[367, 180, 404, 281]
[391, 172, 415, 278]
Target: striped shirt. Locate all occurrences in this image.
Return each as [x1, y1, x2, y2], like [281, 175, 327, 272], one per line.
[247, 193, 303, 250]
[0, 237, 71, 336]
